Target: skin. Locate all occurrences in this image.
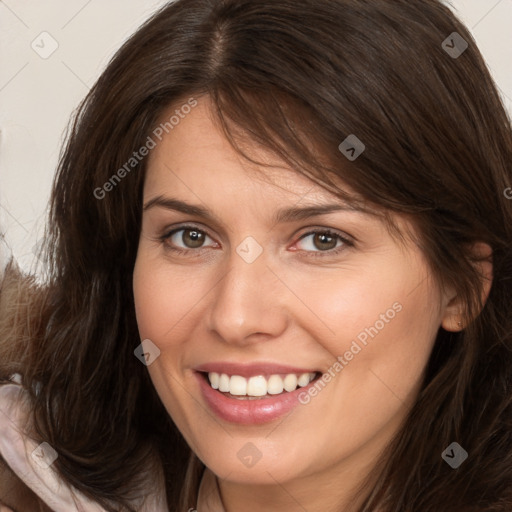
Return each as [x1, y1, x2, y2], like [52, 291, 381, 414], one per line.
[133, 95, 491, 511]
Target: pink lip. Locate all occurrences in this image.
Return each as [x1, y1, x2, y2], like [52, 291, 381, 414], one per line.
[194, 363, 320, 425]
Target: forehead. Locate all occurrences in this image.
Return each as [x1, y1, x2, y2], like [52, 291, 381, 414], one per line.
[144, 95, 363, 208]
[142, 96, 419, 254]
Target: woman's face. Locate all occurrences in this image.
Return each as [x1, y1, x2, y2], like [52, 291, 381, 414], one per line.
[133, 96, 451, 491]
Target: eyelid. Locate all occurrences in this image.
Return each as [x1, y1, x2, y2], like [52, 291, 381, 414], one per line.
[162, 224, 218, 247]
[162, 220, 211, 234]
[295, 226, 353, 243]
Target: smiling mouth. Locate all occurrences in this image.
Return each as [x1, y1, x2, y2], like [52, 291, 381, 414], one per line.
[199, 371, 321, 400]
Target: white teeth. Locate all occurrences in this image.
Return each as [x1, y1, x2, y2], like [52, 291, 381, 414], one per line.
[283, 374, 297, 392]
[297, 373, 311, 387]
[207, 372, 316, 397]
[229, 375, 247, 396]
[209, 372, 219, 390]
[247, 376, 267, 396]
[267, 375, 284, 395]
[218, 373, 230, 392]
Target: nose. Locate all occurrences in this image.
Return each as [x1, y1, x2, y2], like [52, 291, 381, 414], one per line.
[206, 247, 289, 345]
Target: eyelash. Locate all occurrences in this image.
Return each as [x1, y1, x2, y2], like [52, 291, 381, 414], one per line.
[160, 224, 353, 258]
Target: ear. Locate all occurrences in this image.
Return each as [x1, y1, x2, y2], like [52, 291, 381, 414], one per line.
[440, 242, 493, 332]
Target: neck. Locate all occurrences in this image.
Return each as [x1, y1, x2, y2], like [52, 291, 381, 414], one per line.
[216, 417, 400, 512]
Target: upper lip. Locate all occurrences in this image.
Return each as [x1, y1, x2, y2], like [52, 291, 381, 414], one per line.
[194, 362, 319, 378]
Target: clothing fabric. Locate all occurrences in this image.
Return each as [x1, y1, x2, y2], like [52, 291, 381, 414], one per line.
[0, 375, 226, 511]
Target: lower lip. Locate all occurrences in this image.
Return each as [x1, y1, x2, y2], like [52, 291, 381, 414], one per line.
[195, 372, 318, 425]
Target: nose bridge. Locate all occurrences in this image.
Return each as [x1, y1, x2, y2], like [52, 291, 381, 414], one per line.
[207, 245, 287, 344]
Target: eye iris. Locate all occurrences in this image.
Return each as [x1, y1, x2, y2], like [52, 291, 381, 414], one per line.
[177, 231, 340, 251]
[314, 232, 337, 251]
[183, 229, 205, 248]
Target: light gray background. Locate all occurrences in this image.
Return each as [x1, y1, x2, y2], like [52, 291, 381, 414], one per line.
[1, 0, 511, 272]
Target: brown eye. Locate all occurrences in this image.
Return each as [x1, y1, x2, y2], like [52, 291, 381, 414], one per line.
[181, 229, 206, 248]
[295, 229, 353, 258]
[164, 227, 215, 251]
[312, 232, 338, 251]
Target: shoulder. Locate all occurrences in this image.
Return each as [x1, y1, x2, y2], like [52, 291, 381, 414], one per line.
[0, 376, 109, 512]
[0, 377, 170, 512]
[0, 376, 53, 511]
[0, 459, 52, 512]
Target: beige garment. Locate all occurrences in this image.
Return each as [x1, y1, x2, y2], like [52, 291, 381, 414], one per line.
[0, 376, 168, 512]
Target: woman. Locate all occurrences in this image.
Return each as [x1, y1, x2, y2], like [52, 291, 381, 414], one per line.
[1, 0, 511, 510]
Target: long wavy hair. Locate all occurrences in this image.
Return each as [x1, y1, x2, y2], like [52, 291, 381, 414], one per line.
[1, 0, 512, 510]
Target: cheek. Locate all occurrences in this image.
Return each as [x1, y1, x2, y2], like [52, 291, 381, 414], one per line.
[133, 253, 205, 440]
[287, 256, 440, 398]
[347, 297, 438, 416]
[287, 276, 440, 470]
[132, 250, 211, 344]
[283, 261, 406, 353]
[133, 257, 165, 342]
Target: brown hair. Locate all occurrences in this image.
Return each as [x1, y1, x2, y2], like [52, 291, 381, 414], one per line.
[1, 0, 512, 510]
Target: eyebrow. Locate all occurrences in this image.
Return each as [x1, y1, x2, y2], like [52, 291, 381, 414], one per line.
[143, 196, 376, 224]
